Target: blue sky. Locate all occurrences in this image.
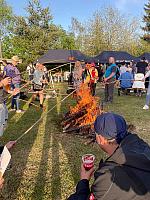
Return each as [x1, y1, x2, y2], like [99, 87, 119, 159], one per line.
[7, 0, 146, 30]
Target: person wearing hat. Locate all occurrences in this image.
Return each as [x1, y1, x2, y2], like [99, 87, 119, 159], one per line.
[68, 112, 150, 200]
[89, 63, 99, 96]
[4, 56, 23, 113]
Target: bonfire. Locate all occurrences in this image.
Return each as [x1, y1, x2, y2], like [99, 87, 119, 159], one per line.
[62, 83, 102, 139]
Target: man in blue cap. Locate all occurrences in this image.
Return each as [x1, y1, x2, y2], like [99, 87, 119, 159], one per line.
[68, 112, 150, 200]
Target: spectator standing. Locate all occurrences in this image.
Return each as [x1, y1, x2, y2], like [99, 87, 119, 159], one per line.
[97, 63, 104, 82]
[135, 58, 148, 97]
[29, 63, 46, 109]
[43, 65, 49, 82]
[104, 57, 117, 103]
[145, 64, 150, 89]
[4, 56, 23, 113]
[89, 63, 99, 96]
[73, 61, 83, 88]
[136, 57, 148, 75]
[26, 63, 35, 81]
[83, 63, 91, 83]
[143, 63, 150, 110]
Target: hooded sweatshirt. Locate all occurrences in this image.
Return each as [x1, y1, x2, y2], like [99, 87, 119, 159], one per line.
[68, 133, 150, 200]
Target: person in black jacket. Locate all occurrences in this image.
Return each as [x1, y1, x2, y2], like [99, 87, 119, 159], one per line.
[68, 112, 150, 200]
[136, 57, 148, 75]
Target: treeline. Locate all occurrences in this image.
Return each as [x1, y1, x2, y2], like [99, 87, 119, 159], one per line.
[0, 0, 150, 66]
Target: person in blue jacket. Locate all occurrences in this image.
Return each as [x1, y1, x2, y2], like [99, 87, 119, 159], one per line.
[104, 57, 117, 103]
[118, 68, 133, 95]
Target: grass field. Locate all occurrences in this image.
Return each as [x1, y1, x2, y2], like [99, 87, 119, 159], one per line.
[0, 82, 149, 200]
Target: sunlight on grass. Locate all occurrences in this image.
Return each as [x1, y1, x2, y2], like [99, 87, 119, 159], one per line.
[9, 97, 32, 123]
[58, 142, 75, 200]
[1, 83, 150, 199]
[42, 133, 53, 199]
[56, 92, 62, 115]
[16, 100, 48, 199]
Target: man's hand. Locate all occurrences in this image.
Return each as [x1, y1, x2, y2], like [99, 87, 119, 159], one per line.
[1, 77, 11, 87]
[115, 80, 120, 87]
[104, 78, 108, 82]
[6, 141, 16, 150]
[142, 77, 145, 82]
[80, 163, 95, 181]
[12, 88, 20, 96]
[0, 177, 4, 189]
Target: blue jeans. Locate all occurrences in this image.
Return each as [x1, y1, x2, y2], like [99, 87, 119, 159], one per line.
[146, 83, 150, 106]
[11, 83, 20, 110]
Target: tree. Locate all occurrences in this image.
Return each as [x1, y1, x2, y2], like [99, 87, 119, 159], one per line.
[70, 18, 86, 52]
[56, 29, 76, 50]
[70, 7, 140, 56]
[12, 0, 60, 63]
[0, 0, 14, 58]
[142, 0, 150, 43]
[7, 0, 75, 64]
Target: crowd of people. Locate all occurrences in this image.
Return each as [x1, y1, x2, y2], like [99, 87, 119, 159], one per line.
[0, 56, 51, 188]
[0, 54, 150, 199]
[71, 56, 150, 109]
[0, 56, 27, 188]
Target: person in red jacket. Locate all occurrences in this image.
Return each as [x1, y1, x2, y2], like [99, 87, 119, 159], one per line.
[89, 63, 99, 96]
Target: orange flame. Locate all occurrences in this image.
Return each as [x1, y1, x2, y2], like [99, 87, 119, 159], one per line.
[70, 83, 101, 127]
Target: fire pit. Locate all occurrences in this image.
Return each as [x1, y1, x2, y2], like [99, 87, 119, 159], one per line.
[62, 83, 102, 141]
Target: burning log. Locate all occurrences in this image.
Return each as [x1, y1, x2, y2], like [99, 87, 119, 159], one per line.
[63, 124, 92, 133]
[63, 103, 92, 120]
[62, 83, 102, 143]
[62, 109, 87, 126]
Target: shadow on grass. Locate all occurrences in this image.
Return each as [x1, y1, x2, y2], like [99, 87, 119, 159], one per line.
[53, 98, 104, 185]
[6, 100, 26, 122]
[1, 106, 43, 199]
[31, 100, 62, 200]
[51, 133, 61, 200]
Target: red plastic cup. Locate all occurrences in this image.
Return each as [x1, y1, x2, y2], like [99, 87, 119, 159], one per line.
[82, 154, 95, 170]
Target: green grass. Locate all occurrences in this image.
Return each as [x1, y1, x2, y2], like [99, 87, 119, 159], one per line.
[0, 82, 149, 200]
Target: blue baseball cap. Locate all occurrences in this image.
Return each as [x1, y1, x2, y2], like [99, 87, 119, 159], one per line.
[94, 112, 128, 144]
